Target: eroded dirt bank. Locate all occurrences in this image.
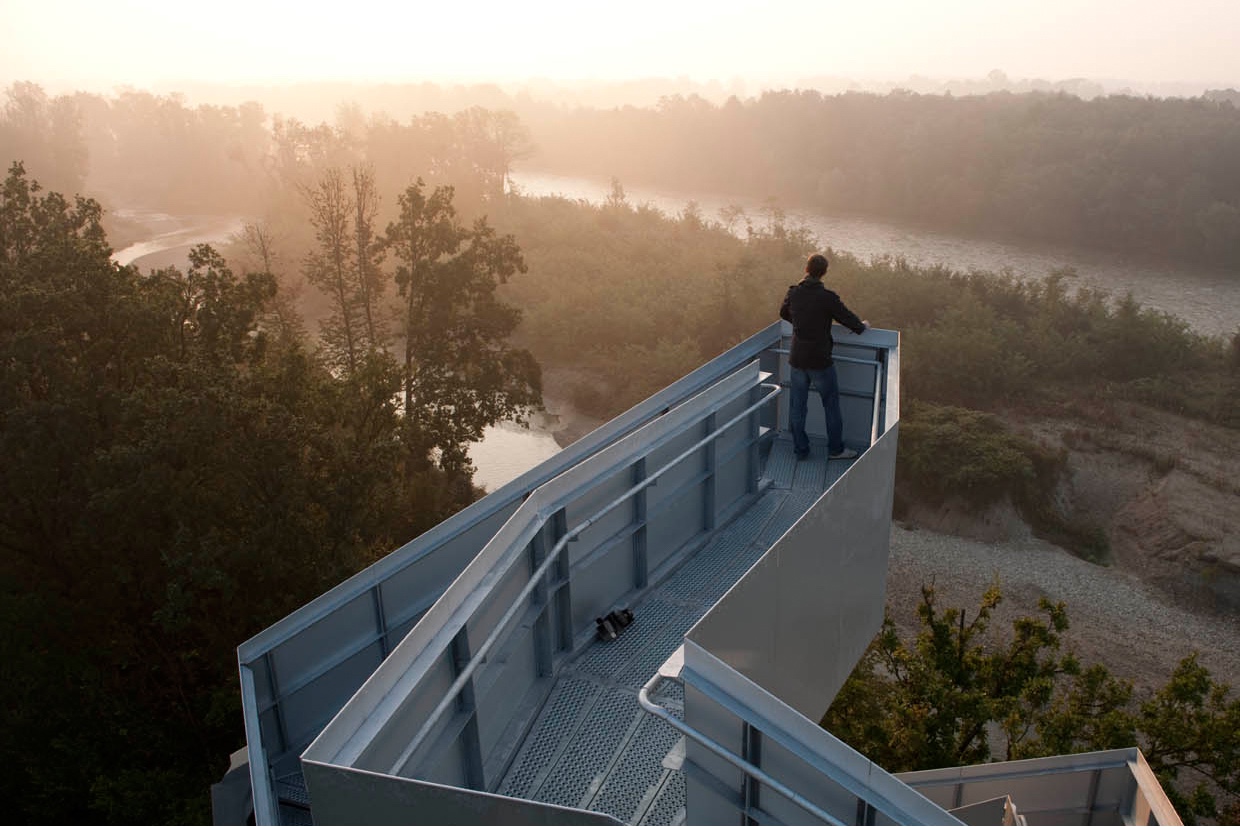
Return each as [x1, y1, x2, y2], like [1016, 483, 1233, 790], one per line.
[892, 400, 1240, 694]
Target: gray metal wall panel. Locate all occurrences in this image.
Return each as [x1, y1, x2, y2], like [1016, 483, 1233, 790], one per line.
[840, 392, 872, 439]
[1095, 766, 1138, 819]
[714, 451, 750, 520]
[258, 707, 282, 759]
[646, 429, 708, 495]
[465, 559, 533, 651]
[682, 773, 734, 827]
[563, 471, 635, 566]
[378, 506, 516, 626]
[422, 736, 469, 788]
[474, 623, 540, 767]
[688, 426, 898, 721]
[682, 683, 746, 825]
[957, 770, 1094, 811]
[270, 593, 379, 693]
[279, 642, 385, 758]
[681, 640, 958, 826]
[834, 359, 873, 392]
[355, 652, 456, 774]
[756, 735, 859, 823]
[250, 656, 274, 708]
[386, 613, 424, 651]
[711, 399, 751, 458]
[646, 485, 706, 571]
[302, 761, 619, 825]
[570, 541, 641, 632]
[897, 752, 1175, 826]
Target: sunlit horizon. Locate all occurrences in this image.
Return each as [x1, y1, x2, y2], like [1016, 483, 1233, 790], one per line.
[4, 0, 1240, 98]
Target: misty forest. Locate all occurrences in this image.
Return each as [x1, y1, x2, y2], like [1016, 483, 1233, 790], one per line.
[3, 79, 1240, 823]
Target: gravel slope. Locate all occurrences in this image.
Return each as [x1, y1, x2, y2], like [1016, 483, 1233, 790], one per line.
[886, 523, 1240, 695]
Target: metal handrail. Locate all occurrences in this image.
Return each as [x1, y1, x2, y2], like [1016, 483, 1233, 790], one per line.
[817, 353, 885, 446]
[386, 380, 783, 776]
[870, 359, 884, 445]
[638, 672, 845, 826]
[771, 349, 885, 446]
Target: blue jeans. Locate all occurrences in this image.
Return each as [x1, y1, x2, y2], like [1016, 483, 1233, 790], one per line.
[789, 366, 845, 456]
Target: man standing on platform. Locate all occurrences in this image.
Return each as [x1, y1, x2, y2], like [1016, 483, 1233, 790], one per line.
[779, 253, 868, 461]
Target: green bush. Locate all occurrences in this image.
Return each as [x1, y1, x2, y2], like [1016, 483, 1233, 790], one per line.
[896, 401, 1056, 507]
[896, 401, 1113, 561]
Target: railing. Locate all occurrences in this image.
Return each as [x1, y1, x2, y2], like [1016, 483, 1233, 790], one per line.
[237, 321, 897, 824]
[386, 380, 781, 776]
[237, 323, 789, 823]
[832, 353, 885, 445]
[639, 663, 847, 826]
[307, 359, 776, 782]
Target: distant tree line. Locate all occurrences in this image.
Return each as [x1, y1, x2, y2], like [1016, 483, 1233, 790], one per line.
[8, 80, 1240, 268]
[0, 82, 532, 237]
[525, 89, 1240, 268]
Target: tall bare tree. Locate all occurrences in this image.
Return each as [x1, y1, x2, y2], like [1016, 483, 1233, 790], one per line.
[351, 164, 386, 351]
[240, 220, 306, 345]
[301, 167, 360, 375]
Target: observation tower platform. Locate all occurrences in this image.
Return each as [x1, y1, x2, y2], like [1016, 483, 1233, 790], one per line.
[224, 321, 1180, 826]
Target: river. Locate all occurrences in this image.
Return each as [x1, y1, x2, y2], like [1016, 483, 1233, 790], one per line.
[109, 175, 1239, 492]
[111, 209, 247, 268]
[510, 169, 1240, 340]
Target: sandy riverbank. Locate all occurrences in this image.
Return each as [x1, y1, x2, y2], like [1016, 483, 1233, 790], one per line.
[109, 209, 245, 269]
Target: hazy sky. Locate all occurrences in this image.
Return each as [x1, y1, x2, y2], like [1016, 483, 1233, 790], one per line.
[3, 0, 1240, 93]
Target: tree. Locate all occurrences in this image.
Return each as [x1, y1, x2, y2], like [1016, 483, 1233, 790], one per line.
[1136, 654, 1240, 822]
[238, 220, 307, 346]
[451, 106, 534, 200]
[822, 585, 1240, 823]
[301, 166, 362, 374]
[384, 178, 541, 478]
[0, 82, 87, 196]
[0, 164, 442, 822]
[350, 163, 386, 350]
[605, 176, 628, 210]
[478, 107, 534, 197]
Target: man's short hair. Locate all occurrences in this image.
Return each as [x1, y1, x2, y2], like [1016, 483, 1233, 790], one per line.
[807, 254, 829, 279]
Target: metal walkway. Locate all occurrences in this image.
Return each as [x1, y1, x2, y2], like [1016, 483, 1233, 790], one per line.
[494, 436, 850, 824]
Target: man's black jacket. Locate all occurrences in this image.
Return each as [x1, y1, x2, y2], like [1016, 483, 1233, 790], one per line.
[779, 278, 866, 369]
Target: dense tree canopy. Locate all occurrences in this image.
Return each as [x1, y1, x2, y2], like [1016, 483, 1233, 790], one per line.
[0, 82, 87, 198]
[0, 162, 530, 822]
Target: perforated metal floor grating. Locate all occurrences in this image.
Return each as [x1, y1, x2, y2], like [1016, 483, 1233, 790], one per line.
[495, 436, 840, 824]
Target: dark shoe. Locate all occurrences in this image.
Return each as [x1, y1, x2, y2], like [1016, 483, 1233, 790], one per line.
[794, 450, 809, 462]
[829, 448, 859, 460]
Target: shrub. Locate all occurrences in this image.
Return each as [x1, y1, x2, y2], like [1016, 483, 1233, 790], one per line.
[897, 401, 1056, 507]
